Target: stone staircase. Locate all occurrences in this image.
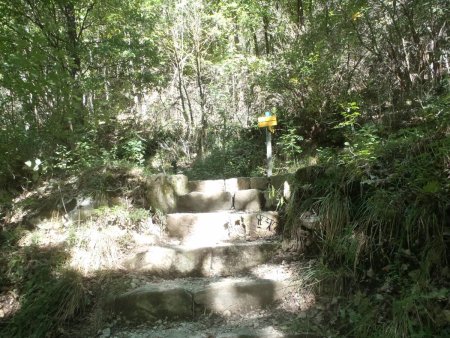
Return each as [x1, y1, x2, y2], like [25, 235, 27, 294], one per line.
[105, 176, 317, 338]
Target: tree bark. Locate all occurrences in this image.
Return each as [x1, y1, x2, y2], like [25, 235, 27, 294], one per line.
[263, 15, 271, 55]
[297, 0, 305, 28]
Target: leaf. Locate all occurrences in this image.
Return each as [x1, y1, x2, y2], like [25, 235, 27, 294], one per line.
[422, 180, 440, 193]
[352, 12, 362, 21]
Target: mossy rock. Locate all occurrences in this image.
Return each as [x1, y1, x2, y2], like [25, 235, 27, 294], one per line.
[144, 174, 188, 213]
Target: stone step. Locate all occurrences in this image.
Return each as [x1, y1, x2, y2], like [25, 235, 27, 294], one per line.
[187, 177, 271, 194]
[166, 211, 278, 245]
[177, 189, 270, 213]
[123, 241, 279, 277]
[234, 189, 265, 211]
[188, 179, 226, 193]
[109, 276, 300, 323]
[176, 191, 233, 212]
[107, 313, 319, 338]
[188, 177, 254, 194]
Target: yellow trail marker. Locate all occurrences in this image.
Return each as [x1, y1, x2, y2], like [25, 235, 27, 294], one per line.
[258, 115, 277, 128]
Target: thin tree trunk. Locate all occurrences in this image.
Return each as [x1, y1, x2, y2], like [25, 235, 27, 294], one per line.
[297, 0, 305, 28]
[263, 15, 271, 55]
[182, 82, 194, 125]
[253, 32, 260, 56]
[195, 49, 207, 159]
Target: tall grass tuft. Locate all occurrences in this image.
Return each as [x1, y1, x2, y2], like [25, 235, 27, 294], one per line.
[70, 225, 124, 274]
[5, 269, 88, 338]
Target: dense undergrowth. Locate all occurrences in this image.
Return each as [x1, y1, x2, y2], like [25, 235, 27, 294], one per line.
[1, 99, 449, 336]
[285, 95, 450, 337]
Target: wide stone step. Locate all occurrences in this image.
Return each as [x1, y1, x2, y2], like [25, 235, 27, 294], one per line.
[187, 177, 272, 193]
[166, 211, 278, 245]
[123, 241, 279, 277]
[234, 189, 265, 211]
[109, 277, 300, 323]
[176, 191, 233, 212]
[188, 177, 253, 194]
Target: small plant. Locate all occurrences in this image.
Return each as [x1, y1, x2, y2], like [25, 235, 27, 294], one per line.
[335, 101, 361, 130]
[120, 135, 145, 166]
[277, 124, 303, 167]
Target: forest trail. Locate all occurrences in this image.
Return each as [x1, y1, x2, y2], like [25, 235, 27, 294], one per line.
[97, 176, 322, 338]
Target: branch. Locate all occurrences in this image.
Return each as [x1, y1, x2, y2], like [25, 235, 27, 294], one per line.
[77, 1, 96, 41]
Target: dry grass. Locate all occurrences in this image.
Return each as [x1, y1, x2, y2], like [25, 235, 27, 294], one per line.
[69, 225, 126, 275]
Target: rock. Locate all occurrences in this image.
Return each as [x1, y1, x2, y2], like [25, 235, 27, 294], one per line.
[193, 279, 297, 314]
[145, 174, 188, 213]
[111, 286, 193, 322]
[299, 212, 320, 230]
[234, 189, 265, 211]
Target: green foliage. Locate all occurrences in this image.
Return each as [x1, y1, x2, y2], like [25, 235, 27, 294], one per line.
[286, 99, 449, 336]
[188, 128, 266, 179]
[335, 102, 361, 129]
[277, 123, 304, 168]
[1, 244, 88, 338]
[119, 134, 146, 166]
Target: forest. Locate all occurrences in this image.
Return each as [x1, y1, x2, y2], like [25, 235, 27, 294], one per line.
[0, 0, 449, 337]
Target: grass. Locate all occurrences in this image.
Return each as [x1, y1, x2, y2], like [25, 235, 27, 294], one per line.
[0, 245, 88, 338]
[283, 119, 449, 337]
[0, 163, 169, 337]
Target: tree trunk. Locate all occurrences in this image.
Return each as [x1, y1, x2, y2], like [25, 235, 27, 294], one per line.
[62, 2, 84, 127]
[253, 32, 260, 56]
[297, 0, 305, 28]
[63, 2, 80, 79]
[263, 15, 271, 55]
[195, 49, 207, 159]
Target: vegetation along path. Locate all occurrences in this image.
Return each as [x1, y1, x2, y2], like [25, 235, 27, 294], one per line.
[1, 0, 449, 337]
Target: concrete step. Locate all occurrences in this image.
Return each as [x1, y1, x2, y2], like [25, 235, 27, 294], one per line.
[109, 276, 300, 323]
[188, 177, 253, 194]
[107, 310, 320, 338]
[176, 191, 233, 212]
[178, 189, 270, 213]
[123, 241, 279, 277]
[188, 179, 226, 193]
[166, 211, 278, 245]
[234, 189, 265, 211]
[187, 177, 270, 194]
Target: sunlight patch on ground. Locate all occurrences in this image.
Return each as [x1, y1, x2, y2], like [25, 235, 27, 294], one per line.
[69, 225, 126, 275]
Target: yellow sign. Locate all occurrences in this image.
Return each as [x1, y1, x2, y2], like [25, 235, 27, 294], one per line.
[258, 115, 277, 128]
